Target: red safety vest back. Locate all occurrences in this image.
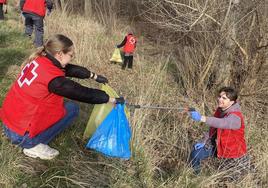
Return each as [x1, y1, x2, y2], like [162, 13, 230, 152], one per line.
[0, 56, 66, 138]
[0, 0, 7, 4]
[123, 34, 137, 53]
[209, 109, 247, 158]
[23, 0, 46, 17]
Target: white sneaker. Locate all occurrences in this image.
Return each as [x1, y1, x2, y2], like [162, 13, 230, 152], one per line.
[23, 143, 59, 160]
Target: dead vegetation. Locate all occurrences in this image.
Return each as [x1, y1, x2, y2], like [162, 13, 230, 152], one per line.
[0, 0, 267, 187]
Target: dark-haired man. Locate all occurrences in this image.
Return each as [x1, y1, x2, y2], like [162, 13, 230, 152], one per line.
[189, 87, 250, 177]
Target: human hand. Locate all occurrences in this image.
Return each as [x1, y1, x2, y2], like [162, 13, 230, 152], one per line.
[115, 97, 125, 104]
[96, 75, 108, 84]
[190, 111, 202, 122]
[194, 142, 205, 150]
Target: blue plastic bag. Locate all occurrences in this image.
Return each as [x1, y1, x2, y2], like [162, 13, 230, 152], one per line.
[86, 104, 131, 159]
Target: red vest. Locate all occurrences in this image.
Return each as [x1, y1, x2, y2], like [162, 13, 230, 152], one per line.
[0, 0, 7, 4]
[23, 0, 46, 17]
[0, 56, 66, 138]
[123, 34, 137, 53]
[209, 109, 247, 158]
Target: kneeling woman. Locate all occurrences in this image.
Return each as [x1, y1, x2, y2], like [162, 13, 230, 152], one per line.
[0, 34, 123, 160]
[189, 87, 250, 177]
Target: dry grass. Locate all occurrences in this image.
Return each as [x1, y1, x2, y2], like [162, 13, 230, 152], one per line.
[43, 9, 268, 187]
[54, 8, 267, 187]
[0, 1, 267, 187]
[0, 134, 23, 187]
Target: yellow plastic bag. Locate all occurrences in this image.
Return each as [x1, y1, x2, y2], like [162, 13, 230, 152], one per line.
[110, 48, 122, 63]
[83, 84, 130, 139]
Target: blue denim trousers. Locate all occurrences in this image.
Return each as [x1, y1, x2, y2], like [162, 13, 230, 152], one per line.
[189, 145, 216, 174]
[3, 102, 79, 149]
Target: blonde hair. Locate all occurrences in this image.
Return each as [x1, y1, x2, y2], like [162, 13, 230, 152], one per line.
[21, 34, 74, 69]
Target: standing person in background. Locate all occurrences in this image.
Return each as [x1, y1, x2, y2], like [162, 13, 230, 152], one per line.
[0, 34, 125, 160]
[0, 0, 7, 20]
[188, 87, 251, 178]
[20, 0, 53, 47]
[117, 30, 137, 70]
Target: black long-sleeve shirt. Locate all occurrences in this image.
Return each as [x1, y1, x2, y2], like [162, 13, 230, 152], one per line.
[46, 53, 109, 104]
[117, 36, 127, 48]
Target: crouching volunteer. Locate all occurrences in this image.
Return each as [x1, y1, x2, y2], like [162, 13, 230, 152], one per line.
[188, 87, 251, 177]
[0, 34, 124, 160]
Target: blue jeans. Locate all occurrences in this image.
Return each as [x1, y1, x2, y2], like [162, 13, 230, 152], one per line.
[189, 145, 216, 174]
[3, 102, 79, 149]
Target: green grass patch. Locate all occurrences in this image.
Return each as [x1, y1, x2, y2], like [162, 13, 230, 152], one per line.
[0, 21, 32, 83]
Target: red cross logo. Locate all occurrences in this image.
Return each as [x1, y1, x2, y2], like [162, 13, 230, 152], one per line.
[17, 61, 39, 87]
[129, 37, 136, 45]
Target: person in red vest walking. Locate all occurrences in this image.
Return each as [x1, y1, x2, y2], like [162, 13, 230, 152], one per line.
[0, 34, 124, 160]
[20, 0, 53, 47]
[117, 30, 137, 70]
[188, 87, 251, 177]
[0, 0, 7, 20]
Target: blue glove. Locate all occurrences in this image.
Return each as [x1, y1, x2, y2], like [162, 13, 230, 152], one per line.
[190, 111, 202, 122]
[194, 142, 205, 150]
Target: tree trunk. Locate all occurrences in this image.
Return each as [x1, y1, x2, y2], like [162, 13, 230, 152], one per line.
[216, 0, 240, 86]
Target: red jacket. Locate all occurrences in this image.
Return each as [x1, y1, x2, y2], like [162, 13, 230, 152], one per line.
[123, 34, 137, 53]
[22, 0, 46, 17]
[0, 56, 66, 138]
[0, 0, 7, 4]
[209, 109, 247, 158]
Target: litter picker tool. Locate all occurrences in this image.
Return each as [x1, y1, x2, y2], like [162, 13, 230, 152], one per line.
[126, 103, 195, 112]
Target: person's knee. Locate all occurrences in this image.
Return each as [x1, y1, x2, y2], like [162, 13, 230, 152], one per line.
[35, 20, 44, 32]
[65, 102, 80, 117]
[71, 103, 80, 116]
[36, 26, 44, 33]
[25, 20, 32, 26]
[190, 148, 197, 157]
[190, 148, 201, 161]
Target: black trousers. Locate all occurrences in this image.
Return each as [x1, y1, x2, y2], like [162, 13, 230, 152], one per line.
[122, 55, 133, 69]
[0, 4, 4, 20]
